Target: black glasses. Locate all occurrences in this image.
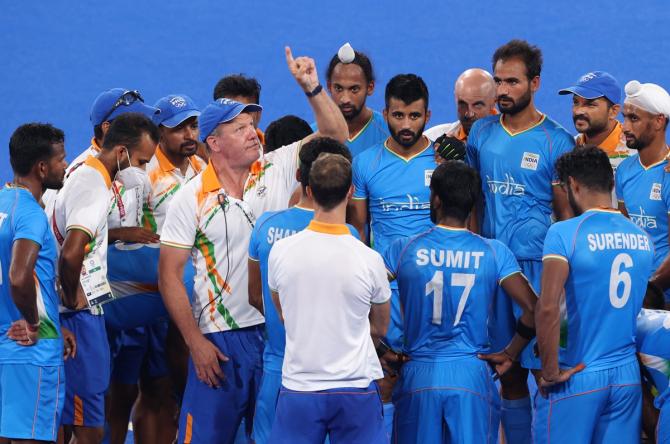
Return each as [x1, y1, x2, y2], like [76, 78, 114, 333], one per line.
[101, 90, 144, 123]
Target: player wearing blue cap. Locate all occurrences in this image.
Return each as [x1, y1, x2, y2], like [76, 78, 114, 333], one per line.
[0, 123, 74, 443]
[213, 74, 265, 146]
[315, 46, 388, 158]
[385, 161, 538, 444]
[50, 114, 158, 444]
[159, 47, 347, 444]
[535, 146, 654, 443]
[248, 137, 357, 444]
[466, 39, 575, 444]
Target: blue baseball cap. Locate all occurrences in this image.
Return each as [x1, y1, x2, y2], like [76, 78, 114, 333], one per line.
[558, 71, 622, 104]
[153, 94, 201, 128]
[90, 88, 160, 126]
[199, 98, 263, 142]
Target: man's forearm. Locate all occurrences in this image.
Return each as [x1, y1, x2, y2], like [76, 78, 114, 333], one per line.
[160, 275, 202, 347]
[536, 301, 561, 378]
[9, 284, 39, 325]
[58, 254, 84, 308]
[309, 88, 348, 143]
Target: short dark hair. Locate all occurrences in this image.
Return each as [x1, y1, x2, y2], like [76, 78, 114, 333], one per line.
[385, 74, 429, 109]
[430, 161, 481, 222]
[101, 113, 159, 152]
[265, 115, 314, 153]
[492, 39, 543, 80]
[213, 74, 261, 103]
[9, 123, 65, 176]
[299, 137, 352, 188]
[93, 124, 104, 142]
[326, 50, 375, 84]
[555, 145, 614, 193]
[309, 153, 352, 210]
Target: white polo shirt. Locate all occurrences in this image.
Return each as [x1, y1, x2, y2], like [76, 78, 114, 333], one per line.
[160, 141, 300, 334]
[47, 156, 113, 313]
[268, 220, 391, 391]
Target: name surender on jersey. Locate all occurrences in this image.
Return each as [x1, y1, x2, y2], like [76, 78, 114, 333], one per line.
[587, 232, 651, 252]
[416, 248, 484, 269]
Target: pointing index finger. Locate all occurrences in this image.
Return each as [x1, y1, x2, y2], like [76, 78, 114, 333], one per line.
[285, 46, 294, 65]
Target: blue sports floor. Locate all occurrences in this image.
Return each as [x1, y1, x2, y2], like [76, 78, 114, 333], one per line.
[1, 0, 669, 182]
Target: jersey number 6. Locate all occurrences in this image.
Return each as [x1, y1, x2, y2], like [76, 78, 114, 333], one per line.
[425, 271, 476, 326]
[609, 253, 633, 309]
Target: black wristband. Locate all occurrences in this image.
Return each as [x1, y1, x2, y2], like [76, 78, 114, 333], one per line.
[305, 84, 323, 98]
[515, 318, 536, 340]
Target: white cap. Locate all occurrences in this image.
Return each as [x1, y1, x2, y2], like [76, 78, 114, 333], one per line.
[337, 43, 355, 64]
[624, 80, 670, 118]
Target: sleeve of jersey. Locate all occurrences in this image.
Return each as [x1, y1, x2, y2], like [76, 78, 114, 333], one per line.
[542, 224, 569, 263]
[159, 186, 197, 250]
[370, 252, 392, 304]
[13, 202, 48, 247]
[492, 240, 522, 283]
[64, 182, 108, 239]
[248, 215, 267, 261]
[267, 244, 282, 293]
[550, 132, 576, 183]
[352, 155, 368, 199]
[268, 140, 300, 194]
[465, 124, 479, 170]
[614, 163, 625, 204]
[663, 175, 670, 213]
[382, 238, 403, 279]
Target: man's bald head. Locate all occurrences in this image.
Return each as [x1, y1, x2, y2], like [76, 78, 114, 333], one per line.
[454, 68, 497, 134]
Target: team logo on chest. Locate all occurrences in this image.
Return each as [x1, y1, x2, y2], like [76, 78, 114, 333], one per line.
[521, 152, 540, 171]
[424, 169, 434, 186]
[650, 183, 662, 201]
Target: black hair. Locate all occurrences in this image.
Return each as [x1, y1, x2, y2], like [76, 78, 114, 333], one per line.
[298, 137, 352, 188]
[264, 115, 314, 153]
[308, 153, 352, 210]
[101, 113, 159, 152]
[93, 124, 104, 143]
[385, 74, 429, 109]
[555, 145, 614, 193]
[430, 161, 481, 222]
[9, 123, 65, 176]
[213, 74, 261, 103]
[326, 50, 375, 84]
[492, 39, 543, 80]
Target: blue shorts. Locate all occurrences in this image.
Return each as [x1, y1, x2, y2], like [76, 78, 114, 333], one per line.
[110, 320, 169, 385]
[0, 363, 64, 441]
[659, 401, 670, 444]
[270, 381, 386, 444]
[178, 326, 263, 444]
[393, 358, 500, 444]
[61, 310, 110, 427]
[489, 259, 541, 369]
[533, 359, 641, 444]
[252, 369, 282, 444]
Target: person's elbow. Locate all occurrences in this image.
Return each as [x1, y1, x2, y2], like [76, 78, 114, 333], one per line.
[319, 117, 348, 143]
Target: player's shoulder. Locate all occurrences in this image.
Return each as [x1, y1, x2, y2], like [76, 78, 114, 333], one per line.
[254, 208, 292, 232]
[469, 115, 500, 140]
[539, 115, 575, 142]
[355, 141, 386, 162]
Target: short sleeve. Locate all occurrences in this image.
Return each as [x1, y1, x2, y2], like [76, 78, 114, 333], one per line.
[550, 131, 575, 183]
[542, 223, 570, 263]
[160, 185, 197, 250]
[13, 201, 48, 247]
[382, 237, 405, 279]
[266, 140, 300, 196]
[615, 163, 625, 203]
[352, 155, 368, 199]
[267, 242, 283, 293]
[662, 176, 670, 213]
[369, 251, 392, 304]
[64, 180, 109, 239]
[490, 240, 522, 283]
[465, 121, 480, 170]
[249, 214, 269, 260]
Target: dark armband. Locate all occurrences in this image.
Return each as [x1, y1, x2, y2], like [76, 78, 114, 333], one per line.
[515, 318, 536, 340]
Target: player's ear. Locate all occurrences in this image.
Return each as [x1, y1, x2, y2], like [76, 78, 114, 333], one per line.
[306, 185, 314, 200]
[382, 108, 388, 122]
[530, 75, 541, 93]
[347, 184, 355, 200]
[296, 168, 302, 183]
[367, 80, 375, 96]
[425, 109, 432, 124]
[608, 104, 621, 120]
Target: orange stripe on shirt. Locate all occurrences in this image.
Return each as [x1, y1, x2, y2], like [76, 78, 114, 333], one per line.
[74, 395, 84, 426]
[184, 413, 193, 443]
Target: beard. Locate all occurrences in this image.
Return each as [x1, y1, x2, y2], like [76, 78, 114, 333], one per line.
[389, 122, 426, 148]
[573, 114, 609, 139]
[625, 124, 654, 151]
[339, 103, 363, 121]
[497, 88, 532, 116]
[566, 185, 583, 216]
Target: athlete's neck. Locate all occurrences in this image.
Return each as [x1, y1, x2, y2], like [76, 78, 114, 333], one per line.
[160, 146, 191, 175]
[437, 215, 467, 229]
[582, 193, 616, 212]
[12, 175, 44, 202]
[386, 135, 430, 159]
[637, 136, 669, 168]
[347, 107, 373, 139]
[501, 102, 542, 133]
[582, 119, 618, 147]
[313, 200, 347, 225]
[211, 154, 250, 199]
[97, 151, 120, 181]
[295, 187, 314, 210]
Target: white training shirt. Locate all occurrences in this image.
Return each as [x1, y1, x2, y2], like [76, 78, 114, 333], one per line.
[424, 121, 460, 141]
[47, 156, 113, 314]
[268, 220, 391, 391]
[160, 141, 300, 334]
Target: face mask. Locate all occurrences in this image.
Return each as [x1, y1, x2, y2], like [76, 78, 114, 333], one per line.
[116, 149, 148, 190]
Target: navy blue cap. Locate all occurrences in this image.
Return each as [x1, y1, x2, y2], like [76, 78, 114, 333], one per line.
[558, 71, 622, 104]
[153, 95, 200, 128]
[199, 98, 263, 142]
[90, 88, 159, 126]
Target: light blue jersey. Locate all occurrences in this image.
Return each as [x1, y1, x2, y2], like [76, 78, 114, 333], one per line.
[312, 110, 389, 158]
[615, 155, 670, 271]
[0, 185, 62, 365]
[352, 138, 436, 256]
[384, 225, 520, 361]
[543, 208, 654, 371]
[636, 308, 670, 409]
[466, 114, 575, 260]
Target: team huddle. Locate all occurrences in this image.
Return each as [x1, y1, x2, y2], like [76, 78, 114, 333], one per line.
[1, 38, 670, 444]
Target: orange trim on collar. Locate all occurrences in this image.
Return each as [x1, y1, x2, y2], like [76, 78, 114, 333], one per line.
[256, 128, 265, 145]
[155, 146, 177, 172]
[83, 156, 112, 189]
[201, 161, 222, 193]
[455, 125, 467, 142]
[90, 137, 102, 153]
[576, 122, 624, 156]
[307, 220, 350, 235]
